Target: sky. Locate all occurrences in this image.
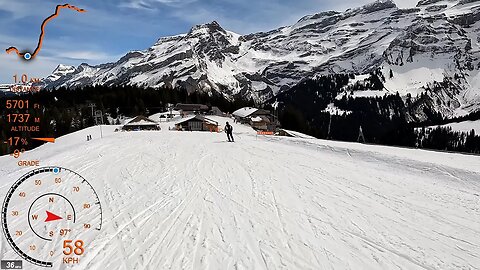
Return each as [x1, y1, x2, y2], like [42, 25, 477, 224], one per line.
[0, 0, 418, 83]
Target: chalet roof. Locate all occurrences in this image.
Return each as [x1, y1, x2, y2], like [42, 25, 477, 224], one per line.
[176, 115, 218, 125]
[175, 103, 209, 111]
[124, 116, 158, 126]
[251, 116, 262, 122]
[233, 107, 258, 118]
[149, 110, 181, 121]
[233, 107, 271, 118]
[255, 109, 271, 115]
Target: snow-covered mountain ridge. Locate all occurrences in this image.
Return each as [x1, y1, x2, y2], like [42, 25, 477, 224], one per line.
[45, 0, 480, 117]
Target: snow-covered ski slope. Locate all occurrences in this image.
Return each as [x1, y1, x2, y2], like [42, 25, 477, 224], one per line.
[0, 117, 479, 270]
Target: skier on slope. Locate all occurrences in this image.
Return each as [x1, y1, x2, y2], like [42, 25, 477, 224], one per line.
[225, 122, 234, 142]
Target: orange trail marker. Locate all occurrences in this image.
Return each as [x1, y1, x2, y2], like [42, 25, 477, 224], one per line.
[6, 4, 86, 60]
[32, 137, 55, 143]
[45, 211, 63, 222]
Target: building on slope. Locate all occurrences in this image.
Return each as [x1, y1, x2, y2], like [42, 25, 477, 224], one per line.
[250, 116, 272, 131]
[233, 107, 277, 131]
[149, 110, 182, 122]
[122, 116, 160, 131]
[175, 115, 219, 132]
[209, 106, 225, 116]
[175, 103, 209, 116]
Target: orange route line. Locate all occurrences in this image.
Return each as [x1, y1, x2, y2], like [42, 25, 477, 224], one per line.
[6, 4, 86, 59]
[32, 137, 55, 143]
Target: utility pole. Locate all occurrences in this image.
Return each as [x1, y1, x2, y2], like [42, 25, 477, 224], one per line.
[95, 109, 104, 138]
[88, 103, 96, 124]
[88, 103, 96, 117]
[272, 102, 279, 132]
[272, 107, 276, 132]
[357, 126, 366, 143]
[327, 113, 332, 139]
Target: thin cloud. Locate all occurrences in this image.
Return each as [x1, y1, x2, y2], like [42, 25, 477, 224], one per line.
[121, 0, 198, 9]
[120, 0, 155, 10]
[0, 54, 68, 79]
[56, 50, 118, 62]
[0, 0, 50, 19]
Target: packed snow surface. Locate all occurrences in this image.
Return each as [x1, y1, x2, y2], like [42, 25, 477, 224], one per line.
[0, 117, 479, 269]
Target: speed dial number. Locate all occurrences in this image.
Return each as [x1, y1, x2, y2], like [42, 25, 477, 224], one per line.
[1, 167, 102, 267]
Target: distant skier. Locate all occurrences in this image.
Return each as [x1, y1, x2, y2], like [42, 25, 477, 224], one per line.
[225, 122, 234, 142]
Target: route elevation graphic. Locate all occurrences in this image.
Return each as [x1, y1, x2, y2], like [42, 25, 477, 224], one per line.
[6, 4, 86, 61]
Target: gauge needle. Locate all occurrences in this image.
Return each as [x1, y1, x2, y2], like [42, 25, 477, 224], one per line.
[45, 211, 63, 222]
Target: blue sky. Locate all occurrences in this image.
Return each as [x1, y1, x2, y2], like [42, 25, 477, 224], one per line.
[0, 0, 417, 82]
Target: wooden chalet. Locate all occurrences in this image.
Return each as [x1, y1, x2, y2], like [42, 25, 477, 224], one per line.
[122, 116, 160, 131]
[175, 115, 219, 132]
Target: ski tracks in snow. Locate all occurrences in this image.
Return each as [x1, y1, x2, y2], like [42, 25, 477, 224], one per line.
[0, 127, 479, 270]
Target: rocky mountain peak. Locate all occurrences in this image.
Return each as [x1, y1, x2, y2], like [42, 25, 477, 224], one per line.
[458, 0, 480, 5]
[189, 21, 226, 35]
[297, 11, 340, 23]
[52, 64, 75, 73]
[416, 0, 445, 6]
[354, 0, 397, 13]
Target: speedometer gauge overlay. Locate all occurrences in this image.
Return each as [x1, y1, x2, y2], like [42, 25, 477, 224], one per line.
[1, 167, 102, 267]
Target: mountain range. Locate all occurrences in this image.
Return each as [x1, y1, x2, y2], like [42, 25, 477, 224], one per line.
[45, 0, 480, 118]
